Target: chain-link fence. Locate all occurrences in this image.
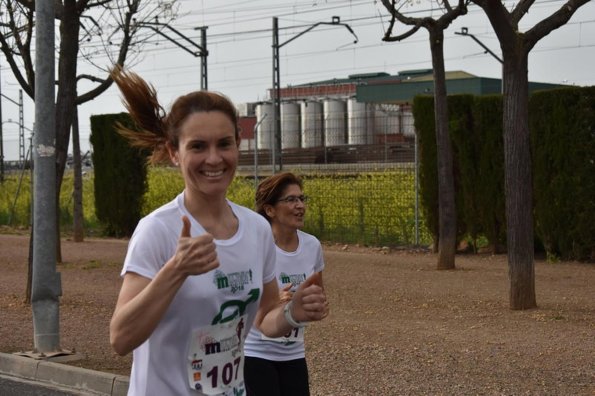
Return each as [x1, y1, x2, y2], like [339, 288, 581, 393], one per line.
[1, 103, 430, 247]
[238, 102, 430, 247]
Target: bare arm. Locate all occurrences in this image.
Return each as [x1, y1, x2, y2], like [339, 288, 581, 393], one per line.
[109, 264, 186, 355]
[255, 272, 328, 338]
[253, 280, 292, 338]
[110, 216, 219, 355]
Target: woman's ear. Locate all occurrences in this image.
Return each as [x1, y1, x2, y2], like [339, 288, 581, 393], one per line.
[264, 204, 276, 219]
[166, 141, 179, 166]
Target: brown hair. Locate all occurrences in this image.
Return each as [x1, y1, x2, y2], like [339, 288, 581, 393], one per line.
[255, 172, 303, 223]
[110, 66, 239, 164]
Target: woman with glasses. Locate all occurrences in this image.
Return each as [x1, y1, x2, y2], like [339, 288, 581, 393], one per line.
[244, 172, 327, 396]
[108, 69, 328, 396]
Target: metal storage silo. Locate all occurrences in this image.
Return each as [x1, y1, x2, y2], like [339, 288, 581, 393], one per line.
[300, 101, 323, 148]
[281, 102, 300, 149]
[374, 104, 401, 138]
[347, 98, 374, 145]
[400, 104, 415, 136]
[256, 102, 274, 150]
[323, 99, 346, 146]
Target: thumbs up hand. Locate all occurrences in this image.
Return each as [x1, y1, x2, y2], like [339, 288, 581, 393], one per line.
[172, 216, 219, 277]
[279, 283, 294, 303]
[290, 272, 329, 323]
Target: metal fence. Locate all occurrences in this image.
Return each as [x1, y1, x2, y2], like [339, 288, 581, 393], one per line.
[237, 105, 428, 247]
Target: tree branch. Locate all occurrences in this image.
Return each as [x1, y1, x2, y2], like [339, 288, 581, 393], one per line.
[511, 0, 536, 25]
[381, 0, 468, 42]
[524, 0, 591, 49]
[471, 0, 517, 53]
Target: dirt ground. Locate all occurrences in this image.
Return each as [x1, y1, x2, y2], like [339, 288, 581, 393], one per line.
[0, 231, 593, 396]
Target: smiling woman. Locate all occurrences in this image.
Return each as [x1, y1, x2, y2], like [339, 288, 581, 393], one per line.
[107, 68, 329, 396]
[170, 111, 240, 213]
[245, 172, 327, 396]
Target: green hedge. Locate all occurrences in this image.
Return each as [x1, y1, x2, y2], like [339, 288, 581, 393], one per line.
[413, 96, 440, 246]
[473, 95, 506, 251]
[530, 87, 595, 261]
[414, 94, 471, 249]
[89, 113, 148, 237]
[416, 87, 593, 261]
[447, 94, 475, 245]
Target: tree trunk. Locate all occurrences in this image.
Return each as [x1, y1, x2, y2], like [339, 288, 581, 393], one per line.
[72, 106, 84, 242]
[502, 53, 536, 309]
[431, 30, 457, 270]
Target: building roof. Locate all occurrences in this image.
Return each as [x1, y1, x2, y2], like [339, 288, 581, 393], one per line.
[276, 69, 566, 104]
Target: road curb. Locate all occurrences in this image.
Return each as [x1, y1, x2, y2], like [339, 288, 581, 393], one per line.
[0, 352, 129, 395]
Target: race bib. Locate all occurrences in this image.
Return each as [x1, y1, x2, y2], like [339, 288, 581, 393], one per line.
[187, 315, 247, 395]
[261, 326, 304, 344]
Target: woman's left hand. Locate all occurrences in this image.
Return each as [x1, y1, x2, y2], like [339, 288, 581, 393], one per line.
[291, 273, 329, 323]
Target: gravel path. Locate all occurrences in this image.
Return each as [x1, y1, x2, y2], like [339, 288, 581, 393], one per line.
[1, 233, 593, 395]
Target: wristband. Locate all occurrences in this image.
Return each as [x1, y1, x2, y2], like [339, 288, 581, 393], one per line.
[283, 300, 307, 328]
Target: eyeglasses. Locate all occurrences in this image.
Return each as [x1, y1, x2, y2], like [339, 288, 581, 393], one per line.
[276, 195, 309, 205]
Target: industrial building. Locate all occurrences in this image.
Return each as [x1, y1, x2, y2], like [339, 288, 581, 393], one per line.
[237, 69, 564, 167]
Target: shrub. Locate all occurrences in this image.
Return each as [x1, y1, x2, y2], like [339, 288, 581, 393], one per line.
[90, 113, 148, 237]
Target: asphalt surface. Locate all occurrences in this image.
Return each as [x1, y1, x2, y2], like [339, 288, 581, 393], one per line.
[0, 374, 84, 395]
[0, 353, 129, 396]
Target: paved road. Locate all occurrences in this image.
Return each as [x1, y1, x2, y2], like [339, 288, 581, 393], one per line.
[0, 374, 86, 396]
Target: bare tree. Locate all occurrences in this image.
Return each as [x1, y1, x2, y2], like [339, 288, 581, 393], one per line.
[381, 0, 468, 270]
[0, 0, 179, 260]
[471, 0, 589, 309]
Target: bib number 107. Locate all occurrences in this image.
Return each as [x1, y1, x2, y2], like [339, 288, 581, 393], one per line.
[206, 356, 242, 389]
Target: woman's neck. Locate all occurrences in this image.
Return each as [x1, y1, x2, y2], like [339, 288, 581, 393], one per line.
[184, 192, 237, 239]
[272, 226, 299, 252]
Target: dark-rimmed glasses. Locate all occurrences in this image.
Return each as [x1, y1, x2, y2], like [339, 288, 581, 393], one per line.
[276, 195, 309, 205]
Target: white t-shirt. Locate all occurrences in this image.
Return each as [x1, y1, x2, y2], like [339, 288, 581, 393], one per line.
[121, 192, 276, 396]
[244, 230, 325, 361]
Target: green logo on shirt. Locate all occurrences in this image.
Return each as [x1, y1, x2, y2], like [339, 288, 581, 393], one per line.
[214, 269, 253, 293]
[279, 272, 306, 286]
[212, 289, 260, 325]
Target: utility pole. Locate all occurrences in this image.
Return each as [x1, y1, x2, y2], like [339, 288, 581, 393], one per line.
[18, 90, 24, 162]
[197, 26, 208, 90]
[272, 17, 280, 173]
[135, 20, 209, 90]
[271, 16, 358, 173]
[32, 0, 61, 354]
[0, 87, 25, 179]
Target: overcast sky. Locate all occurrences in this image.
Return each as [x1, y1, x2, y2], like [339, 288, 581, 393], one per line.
[1, 0, 594, 161]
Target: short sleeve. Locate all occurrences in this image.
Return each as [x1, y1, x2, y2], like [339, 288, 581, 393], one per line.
[121, 216, 178, 279]
[261, 222, 277, 284]
[314, 238, 325, 273]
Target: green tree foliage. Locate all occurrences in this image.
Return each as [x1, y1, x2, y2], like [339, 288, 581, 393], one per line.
[530, 87, 595, 261]
[89, 113, 148, 237]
